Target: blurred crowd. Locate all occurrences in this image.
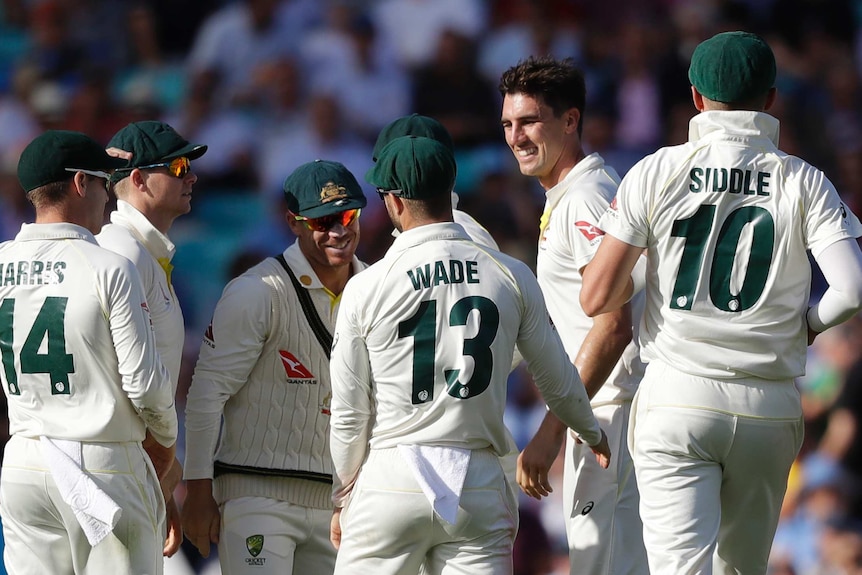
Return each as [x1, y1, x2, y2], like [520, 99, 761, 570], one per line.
[1, 0, 862, 573]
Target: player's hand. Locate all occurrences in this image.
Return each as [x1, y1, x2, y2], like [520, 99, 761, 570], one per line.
[517, 414, 566, 500]
[105, 147, 132, 160]
[589, 429, 612, 469]
[163, 497, 183, 557]
[142, 431, 176, 481]
[181, 479, 221, 558]
[330, 507, 343, 550]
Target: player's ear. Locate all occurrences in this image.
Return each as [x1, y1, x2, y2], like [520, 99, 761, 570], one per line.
[691, 86, 706, 112]
[565, 108, 580, 134]
[72, 171, 88, 198]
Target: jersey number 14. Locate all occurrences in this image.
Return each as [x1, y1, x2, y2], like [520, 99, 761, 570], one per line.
[0, 297, 74, 396]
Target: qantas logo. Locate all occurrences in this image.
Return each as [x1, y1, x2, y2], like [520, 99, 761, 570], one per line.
[279, 351, 315, 379]
[203, 322, 215, 348]
[574, 221, 604, 241]
[609, 197, 618, 210]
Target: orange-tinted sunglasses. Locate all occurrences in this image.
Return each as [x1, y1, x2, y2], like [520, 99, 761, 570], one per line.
[137, 156, 191, 178]
[291, 208, 361, 232]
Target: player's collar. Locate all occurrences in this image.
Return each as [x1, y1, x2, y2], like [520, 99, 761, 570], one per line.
[689, 111, 780, 146]
[389, 222, 470, 252]
[16, 222, 97, 243]
[110, 200, 176, 261]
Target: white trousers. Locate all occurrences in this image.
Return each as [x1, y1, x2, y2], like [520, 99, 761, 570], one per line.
[218, 496, 335, 575]
[631, 362, 804, 575]
[564, 401, 648, 575]
[335, 447, 518, 575]
[0, 435, 165, 575]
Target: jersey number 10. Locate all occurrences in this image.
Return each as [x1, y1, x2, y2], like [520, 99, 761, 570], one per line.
[398, 296, 499, 405]
[670, 204, 775, 312]
[0, 297, 74, 396]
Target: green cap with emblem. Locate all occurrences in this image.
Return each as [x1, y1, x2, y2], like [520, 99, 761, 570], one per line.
[17, 130, 128, 193]
[372, 114, 454, 162]
[688, 31, 776, 104]
[109, 121, 207, 170]
[283, 159, 367, 218]
[366, 135, 456, 200]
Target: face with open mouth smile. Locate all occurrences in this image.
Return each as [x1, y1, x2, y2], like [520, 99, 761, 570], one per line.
[501, 92, 579, 190]
[288, 208, 361, 273]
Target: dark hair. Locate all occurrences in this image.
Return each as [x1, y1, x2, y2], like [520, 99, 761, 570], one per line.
[25, 179, 71, 208]
[403, 193, 452, 221]
[499, 56, 587, 136]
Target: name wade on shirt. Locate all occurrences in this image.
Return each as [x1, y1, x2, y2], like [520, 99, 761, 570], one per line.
[407, 259, 480, 291]
[689, 167, 771, 196]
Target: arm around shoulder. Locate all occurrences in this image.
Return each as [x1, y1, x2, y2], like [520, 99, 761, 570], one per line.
[581, 235, 644, 316]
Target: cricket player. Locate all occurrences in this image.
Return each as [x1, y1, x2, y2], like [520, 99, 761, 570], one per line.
[582, 32, 862, 573]
[182, 159, 367, 575]
[500, 56, 648, 574]
[329, 135, 611, 575]
[0, 130, 177, 574]
[97, 120, 207, 558]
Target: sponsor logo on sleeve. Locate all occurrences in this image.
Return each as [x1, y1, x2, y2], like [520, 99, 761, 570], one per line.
[574, 221, 605, 242]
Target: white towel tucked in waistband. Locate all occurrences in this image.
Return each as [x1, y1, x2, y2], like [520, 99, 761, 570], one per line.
[39, 437, 122, 546]
[397, 445, 471, 525]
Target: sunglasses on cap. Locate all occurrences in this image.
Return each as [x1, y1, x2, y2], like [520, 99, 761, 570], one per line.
[290, 208, 361, 232]
[65, 168, 112, 181]
[377, 187, 403, 201]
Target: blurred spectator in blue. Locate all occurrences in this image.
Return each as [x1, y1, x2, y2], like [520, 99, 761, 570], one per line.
[113, 4, 188, 116]
[19, 0, 86, 86]
[302, 4, 409, 142]
[256, 89, 376, 214]
[186, 0, 321, 109]
[165, 70, 258, 191]
[772, 454, 852, 575]
[478, 0, 582, 85]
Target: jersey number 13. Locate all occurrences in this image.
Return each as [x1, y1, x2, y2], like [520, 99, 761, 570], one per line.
[399, 296, 499, 405]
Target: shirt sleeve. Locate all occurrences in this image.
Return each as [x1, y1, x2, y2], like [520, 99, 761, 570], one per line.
[329, 280, 374, 507]
[512, 263, 602, 446]
[802, 167, 862, 257]
[109, 261, 177, 448]
[183, 273, 272, 479]
[599, 161, 651, 249]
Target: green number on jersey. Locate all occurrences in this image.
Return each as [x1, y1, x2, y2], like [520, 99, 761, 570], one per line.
[0, 297, 75, 395]
[670, 204, 775, 312]
[398, 296, 500, 405]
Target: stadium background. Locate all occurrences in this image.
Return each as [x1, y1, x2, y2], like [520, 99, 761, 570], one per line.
[1, 0, 861, 573]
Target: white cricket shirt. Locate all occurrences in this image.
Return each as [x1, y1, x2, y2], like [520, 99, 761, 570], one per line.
[330, 222, 601, 504]
[97, 200, 184, 391]
[0, 223, 176, 446]
[601, 111, 862, 380]
[537, 153, 644, 404]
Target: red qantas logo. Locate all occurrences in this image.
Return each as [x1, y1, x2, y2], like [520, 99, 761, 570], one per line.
[574, 221, 604, 241]
[280, 351, 315, 378]
[609, 197, 618, 210]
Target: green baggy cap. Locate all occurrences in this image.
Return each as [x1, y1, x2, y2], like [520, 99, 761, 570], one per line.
[366, 136, 456, 200]
[109, 121, 207, 169]
[372, 114, 454, 162]
[688, 31, 776, 104]
[17, 130, 128, 192]
[283, 159, 367, 218]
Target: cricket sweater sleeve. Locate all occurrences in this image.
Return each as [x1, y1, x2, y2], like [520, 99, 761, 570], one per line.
[329, 280, 374, 507]
[513, 263, 602, 446]
[109, 261, 177, 448]
[184, 274, 272, 480]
